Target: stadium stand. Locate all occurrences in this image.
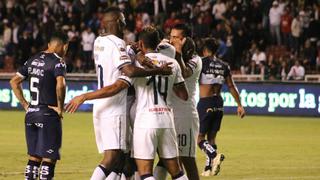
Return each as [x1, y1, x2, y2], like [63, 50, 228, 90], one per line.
[0, 0, 319, 81]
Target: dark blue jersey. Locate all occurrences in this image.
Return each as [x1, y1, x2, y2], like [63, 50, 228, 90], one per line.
[17, 52, 66, 107]
[200, 56, 231, 85]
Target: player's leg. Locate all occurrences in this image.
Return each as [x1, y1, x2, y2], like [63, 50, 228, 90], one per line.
[135, 159, 155, 180]
[207, 104, 225, 176]
[91, 115, 128, 180]
[38, 114, 62, 180]
[153, 159, 168, 180]
[197, 97, 217, 175]
[25, 122, 42, 180]
[161, 158, 188, 180]
[180, 157, 199, 180]
[176, 118, 200, 180]
[133, 127, 158, 179]
[158, 129, 188, 180]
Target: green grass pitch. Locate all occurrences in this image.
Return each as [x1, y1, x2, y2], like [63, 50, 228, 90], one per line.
[0, 111, 320, 180]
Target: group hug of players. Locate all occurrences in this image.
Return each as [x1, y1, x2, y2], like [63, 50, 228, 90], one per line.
[10, 7, 245, 180]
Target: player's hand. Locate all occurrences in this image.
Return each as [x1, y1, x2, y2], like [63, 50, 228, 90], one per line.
[48, 106, 63, 119]
[65, 95, 86, 113]
[237, 106, 245, 118]
[128, 41, 140, 54]
[159, 62, 173, 75]
[22, 102, 29, 112]
[171, 37, 186, 54]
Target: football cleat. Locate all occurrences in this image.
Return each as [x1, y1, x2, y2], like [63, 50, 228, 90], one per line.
[201, 169, 211, 177]
[211, 153, 225, 176]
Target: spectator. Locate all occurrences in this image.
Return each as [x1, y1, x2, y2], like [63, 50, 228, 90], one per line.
[252, 46, 266, 65]
[280, 7, 292, 48]
[279, 60, 289, 80]
[212, 0, 226, 21]
[291, 12, 303, 54]
[247, 60, 260, 75]
[269, 1, 283, 45]
[287, 60, 305, 80]
[81, 26, 95, 72]
[302, 39, 317, 71]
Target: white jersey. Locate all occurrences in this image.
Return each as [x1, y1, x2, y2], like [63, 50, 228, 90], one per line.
[170, 55, 202, 118]
[93, 35, 132, 118]
[133, 52, 184, 128]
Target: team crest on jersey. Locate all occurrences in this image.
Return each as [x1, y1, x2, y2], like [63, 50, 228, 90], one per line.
[151, 59, 160, 65]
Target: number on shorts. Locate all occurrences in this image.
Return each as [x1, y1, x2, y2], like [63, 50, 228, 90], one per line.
[177, 134, 187, 147]
[146, 76, 169, 104]
[30, 77, 39, 105]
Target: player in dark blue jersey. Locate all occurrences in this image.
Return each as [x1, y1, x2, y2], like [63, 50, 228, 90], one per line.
[10, 32, 68, 180]
[197, 38, 245, 176]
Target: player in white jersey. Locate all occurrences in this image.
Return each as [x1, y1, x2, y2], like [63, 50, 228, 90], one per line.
[153, 24, 201, 180]
[65, 8, 172, 180]
[131, 26, 189, 180]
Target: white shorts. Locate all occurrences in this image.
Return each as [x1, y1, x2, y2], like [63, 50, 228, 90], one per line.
[93, 115, 129, 153]
[133, 128, 178, 159]
[174, 116, 199, 157]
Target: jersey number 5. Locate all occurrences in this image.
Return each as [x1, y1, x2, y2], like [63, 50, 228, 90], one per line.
[147, 76, 169, 104]
[30, 77, 39, 105]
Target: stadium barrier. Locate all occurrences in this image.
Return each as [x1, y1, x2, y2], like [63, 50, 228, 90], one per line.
[0, 73, 319, 117]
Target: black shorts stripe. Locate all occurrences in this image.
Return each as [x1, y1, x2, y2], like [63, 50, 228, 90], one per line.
[174, 81, 185, 86]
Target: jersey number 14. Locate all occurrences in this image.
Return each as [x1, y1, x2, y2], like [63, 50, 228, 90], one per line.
[147, 76, 169, 105]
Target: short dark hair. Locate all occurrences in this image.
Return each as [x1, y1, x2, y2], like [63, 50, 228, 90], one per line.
[139, 26, 160, 50]
[172, 23, 192, 37]
[50, 31, 68, 44]
[202, 38, 219, 54]
[104, 6, 122, 14]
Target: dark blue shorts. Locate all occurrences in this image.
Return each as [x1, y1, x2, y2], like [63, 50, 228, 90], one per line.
[197, 96, 224, 134]
[25, 107, 62, 160]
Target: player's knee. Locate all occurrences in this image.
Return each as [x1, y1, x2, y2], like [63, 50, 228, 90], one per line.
[29, 155, 42, 162]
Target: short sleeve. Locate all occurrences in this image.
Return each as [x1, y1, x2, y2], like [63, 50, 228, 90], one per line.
[118, 73, 134, 87]
[187, 56, 200, 73]
[17, 61, 29, 79]
[174, 62, 185, 85]
[114, 42, 132, 70]
[54, 61, 67, 77]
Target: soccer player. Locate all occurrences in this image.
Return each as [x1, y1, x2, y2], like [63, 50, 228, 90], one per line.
[65, 7, 172, 180]
[169, 24, 202, 180]
[153, 24, 202, 180]
[132, 26, 189, 180]
[10, 32, 68, 180]
[197, 38, 245, 176]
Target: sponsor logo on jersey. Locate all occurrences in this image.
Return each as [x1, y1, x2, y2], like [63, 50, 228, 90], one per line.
[31, 59, 45, 67]
[149, 107, 171, 113]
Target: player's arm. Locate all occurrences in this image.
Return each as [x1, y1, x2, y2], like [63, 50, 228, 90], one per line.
[10, 75, 29, 111]
[173, 82, 188, 101]
[65, 80, 129, 113]
[55, 76, 66, 117]
[175, 52, 193, 78]
[172, 37, 193, 78]
[225, 75, 245, 118]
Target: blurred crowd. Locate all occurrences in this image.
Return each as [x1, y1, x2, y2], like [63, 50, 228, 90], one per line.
[0, 0, 320, 80]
